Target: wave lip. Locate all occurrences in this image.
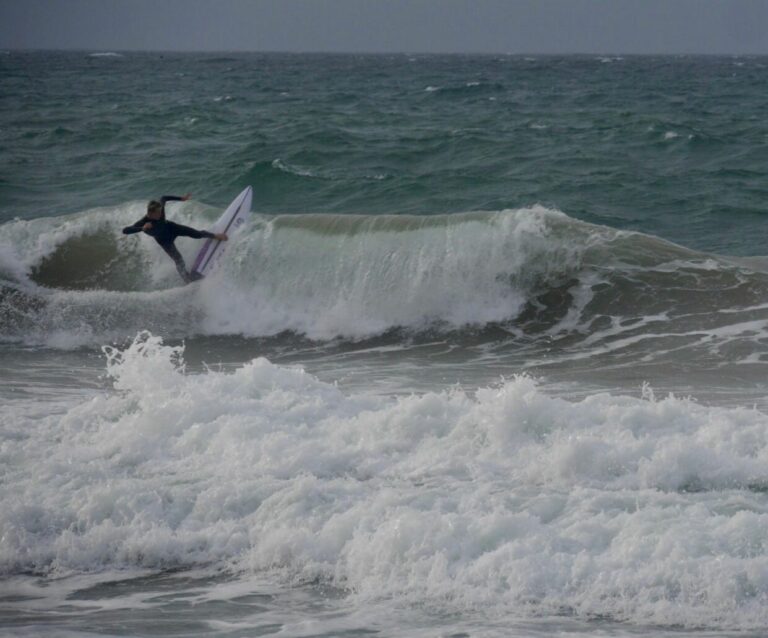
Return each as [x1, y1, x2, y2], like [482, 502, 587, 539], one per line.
[2, 332, 768, 630]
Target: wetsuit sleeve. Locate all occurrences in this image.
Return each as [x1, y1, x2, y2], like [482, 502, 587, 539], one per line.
[158, 195, 185, 219]
[122, 217, 147, 234]
[167, 221, 215, 240]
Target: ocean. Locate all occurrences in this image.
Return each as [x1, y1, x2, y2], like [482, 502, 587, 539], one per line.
[1, 50, 768, 637]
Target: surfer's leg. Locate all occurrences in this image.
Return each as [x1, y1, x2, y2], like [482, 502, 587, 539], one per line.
[162, 243, 192, 283]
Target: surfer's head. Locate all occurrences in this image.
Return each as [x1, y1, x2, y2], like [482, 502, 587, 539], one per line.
[147, 200, 164, 220]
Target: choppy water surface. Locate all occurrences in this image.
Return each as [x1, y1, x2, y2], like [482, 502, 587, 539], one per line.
[2, 52, 768, 637]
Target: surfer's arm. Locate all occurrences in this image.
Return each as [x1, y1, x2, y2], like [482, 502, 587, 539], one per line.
[158, 195, 191, 218]
[122, 218, 147, 235]
[160, 194, 191, 204]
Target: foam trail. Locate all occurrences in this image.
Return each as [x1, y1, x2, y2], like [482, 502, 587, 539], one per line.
[1, 333, 768, 630]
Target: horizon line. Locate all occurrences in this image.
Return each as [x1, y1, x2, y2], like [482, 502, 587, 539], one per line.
[4, 47, 768, 57]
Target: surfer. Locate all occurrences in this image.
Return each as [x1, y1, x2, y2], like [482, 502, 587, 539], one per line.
[122, 195, 227, 283]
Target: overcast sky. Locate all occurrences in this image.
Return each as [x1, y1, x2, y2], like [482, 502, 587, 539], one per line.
[1, 0, 767, 55]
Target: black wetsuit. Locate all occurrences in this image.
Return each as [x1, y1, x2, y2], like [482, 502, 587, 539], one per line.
[123, 196, 214, 283]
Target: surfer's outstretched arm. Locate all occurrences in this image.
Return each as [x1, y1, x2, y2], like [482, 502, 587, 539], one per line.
[160, 194, 191, 207]
[122, 218, 147, 235]
[155, 194, 190, 219]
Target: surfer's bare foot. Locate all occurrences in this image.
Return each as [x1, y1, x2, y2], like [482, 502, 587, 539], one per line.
[214, 233, 228, 241]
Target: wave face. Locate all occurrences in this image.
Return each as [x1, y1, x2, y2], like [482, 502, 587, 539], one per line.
[3, 202, 768, 358]
[2, 333, 767, 630]
[0, 203, 589, 344]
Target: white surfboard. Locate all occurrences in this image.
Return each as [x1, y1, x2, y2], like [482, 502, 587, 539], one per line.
[191, 186, 252, 279]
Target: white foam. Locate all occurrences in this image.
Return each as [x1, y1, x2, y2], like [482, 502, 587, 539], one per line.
[201, 207, 592, 340]
[2, 333, 768, 629]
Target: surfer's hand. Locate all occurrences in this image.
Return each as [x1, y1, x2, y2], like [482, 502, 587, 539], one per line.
[142, 222, 153, 232]
[214, 233, 228, 241]
[181, 193, 191, 201]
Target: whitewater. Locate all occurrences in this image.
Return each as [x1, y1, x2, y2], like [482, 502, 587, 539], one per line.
[2, 51, 768, 637]
[3, 333, 768, 636]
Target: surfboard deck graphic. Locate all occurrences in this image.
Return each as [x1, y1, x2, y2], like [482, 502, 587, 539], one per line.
[191, 186, 252, 279]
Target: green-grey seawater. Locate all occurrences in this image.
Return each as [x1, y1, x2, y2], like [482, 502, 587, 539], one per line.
[2, 52, 768, 638]
[2, 52, 768, 253]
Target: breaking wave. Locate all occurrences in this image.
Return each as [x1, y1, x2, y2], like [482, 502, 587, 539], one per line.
[1, 333, 767, 630]
[2, 201, 768, 351]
